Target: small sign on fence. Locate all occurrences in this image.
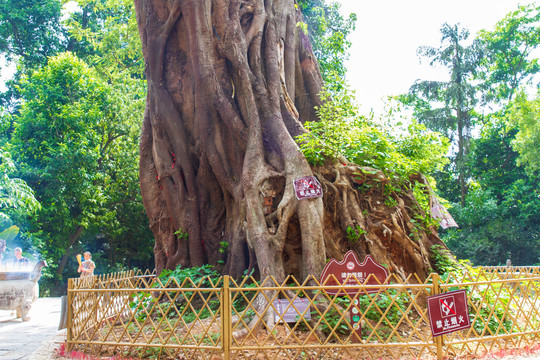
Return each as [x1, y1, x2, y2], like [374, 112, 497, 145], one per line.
[350, 298, 362, 342]
[273, 298, 311, 323]
[427, 289, 471, 337]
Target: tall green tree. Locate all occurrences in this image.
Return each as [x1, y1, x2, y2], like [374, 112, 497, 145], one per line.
[399, 23, 480, 204]
[9, 52, 151, 292]
[477, 4, 540, 103]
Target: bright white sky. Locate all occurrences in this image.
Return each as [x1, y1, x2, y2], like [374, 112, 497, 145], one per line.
[338, 0, 537, 114]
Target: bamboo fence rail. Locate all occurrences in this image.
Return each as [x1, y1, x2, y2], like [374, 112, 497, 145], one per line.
[66, 266, 540, 359]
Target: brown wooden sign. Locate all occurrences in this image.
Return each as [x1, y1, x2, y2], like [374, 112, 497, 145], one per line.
[293, 175, 323, 200]
[319, 251, 389, 296]
[427, 289, 471, 337]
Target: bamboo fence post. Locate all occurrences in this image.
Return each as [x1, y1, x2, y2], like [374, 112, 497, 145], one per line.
[67, 278, 74, 353]
[432, 273, 444, 360]
[222, 275, 231, 360]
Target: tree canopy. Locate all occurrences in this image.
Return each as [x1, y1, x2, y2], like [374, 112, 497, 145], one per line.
[477, 4, 540, 103]
[0, 0, 65, 69]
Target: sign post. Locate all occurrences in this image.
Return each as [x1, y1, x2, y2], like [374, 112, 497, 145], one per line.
[319, 251, 389, 342]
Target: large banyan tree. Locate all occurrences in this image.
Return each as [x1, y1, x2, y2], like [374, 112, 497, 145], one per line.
[134, 0, 447, 282]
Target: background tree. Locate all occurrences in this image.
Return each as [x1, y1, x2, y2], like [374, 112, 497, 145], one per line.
[9, 52, 152, 293]
[423, 5, 540, 266]
[399, 23, 480, 204]
[443, 181, 539, 266]
[0, 0, 65, 68]
[476, 4, 540, 104]
[296, 0, 357, 86]
[506, 91, 540, 174]
[441, 112, 540, 266]
[65, 0, 145, 80]
[0, 0, 67, 108]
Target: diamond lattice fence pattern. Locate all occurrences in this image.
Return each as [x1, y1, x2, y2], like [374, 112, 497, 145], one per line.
[67, 266, 540, 359]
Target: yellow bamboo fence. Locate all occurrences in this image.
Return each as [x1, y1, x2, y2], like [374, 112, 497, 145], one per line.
[66, 266, 540, 359]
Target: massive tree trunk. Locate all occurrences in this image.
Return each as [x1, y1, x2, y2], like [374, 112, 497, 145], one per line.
[134, 0, 446, 283]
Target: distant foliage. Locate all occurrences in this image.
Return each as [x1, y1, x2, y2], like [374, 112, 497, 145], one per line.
[442, 183, 540, 266]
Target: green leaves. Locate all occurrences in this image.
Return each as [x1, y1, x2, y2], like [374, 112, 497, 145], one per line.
[0, 225, 19, 242]
[477, 4, 540, 103]
[0, 149, 40, 222]
[441, 181, 540, 266]
[296, 85, 449, 180]
[65, 0, 145, 80]
[0, 0, 65, 69]
[296, 0, 356, 83]
[506, 91, 540, 174]
[6, 51, 150, 283]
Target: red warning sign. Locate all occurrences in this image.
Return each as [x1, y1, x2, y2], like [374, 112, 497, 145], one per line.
[293, 175, 323, 200]
[427, 289, 471, 337]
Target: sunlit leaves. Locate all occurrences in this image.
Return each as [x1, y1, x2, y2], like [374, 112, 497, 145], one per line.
[296, 84, 449, 179]
[506, 91, 540, 174]
[297, 0, 356, 84]
[477, 4, 540, 103]
[65, 0, 144, 80]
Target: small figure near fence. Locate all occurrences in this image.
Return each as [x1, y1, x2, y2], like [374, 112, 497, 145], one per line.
[78, 252, 95, 278]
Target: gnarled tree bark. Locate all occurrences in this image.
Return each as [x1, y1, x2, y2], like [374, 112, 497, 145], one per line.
[134, 0, 446, 287]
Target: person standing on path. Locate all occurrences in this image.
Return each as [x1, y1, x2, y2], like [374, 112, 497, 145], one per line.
[77, 251, 95, 277]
